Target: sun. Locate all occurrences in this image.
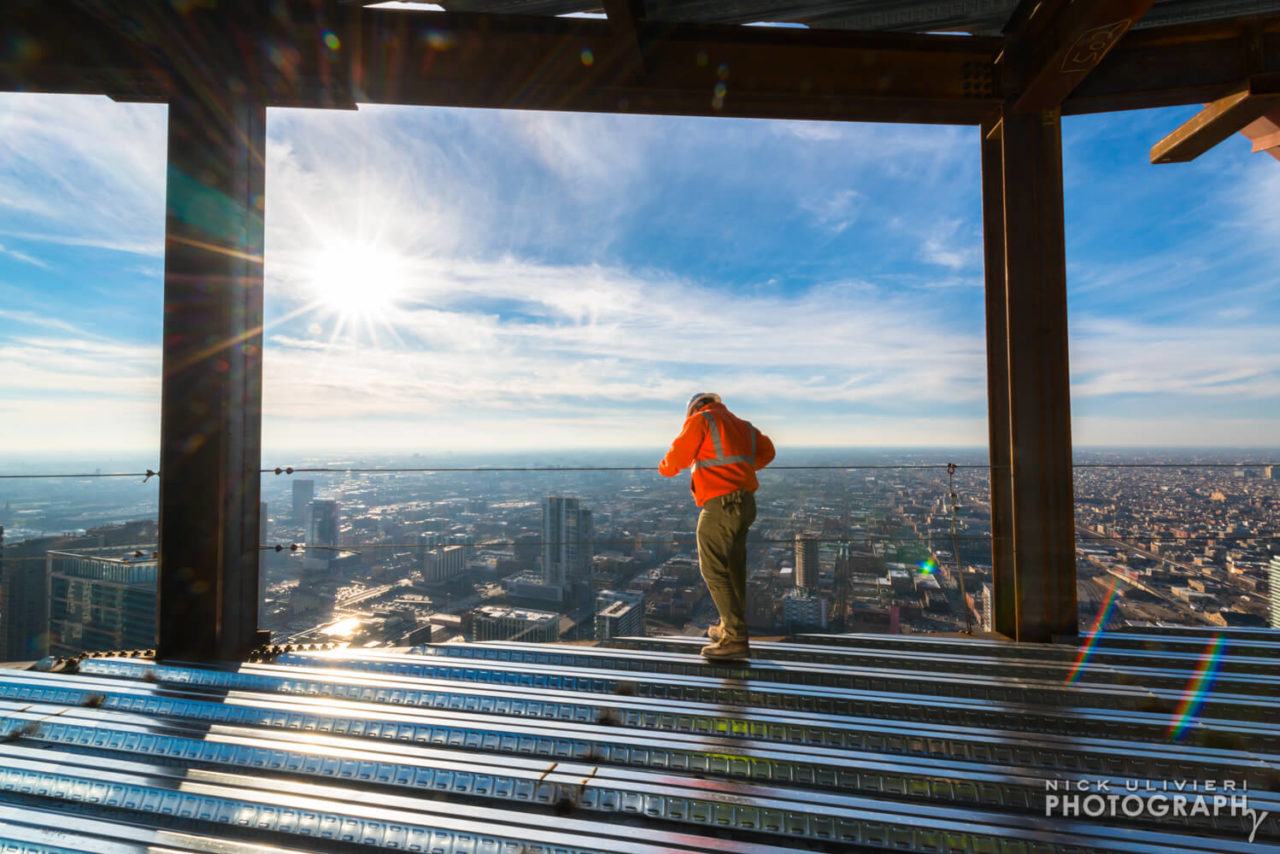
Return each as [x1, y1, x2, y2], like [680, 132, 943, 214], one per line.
[307, 241, 408, 322]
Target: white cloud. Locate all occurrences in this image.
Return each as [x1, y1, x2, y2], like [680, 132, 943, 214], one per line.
[1070, 318, 1280, 399]
[0, 93, 166, 256]
[799, 189, 860, 233]
[920, 218, 979, 270]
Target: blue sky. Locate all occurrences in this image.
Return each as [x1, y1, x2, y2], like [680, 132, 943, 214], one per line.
[0, 92, 1277, 454]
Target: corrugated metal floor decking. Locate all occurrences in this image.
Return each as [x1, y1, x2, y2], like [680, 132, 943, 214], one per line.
[0, 630, 1277, 853]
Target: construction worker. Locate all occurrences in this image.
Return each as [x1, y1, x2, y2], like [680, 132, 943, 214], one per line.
[659, 393, 775, 660]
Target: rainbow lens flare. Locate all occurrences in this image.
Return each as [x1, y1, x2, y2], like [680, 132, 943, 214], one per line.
[1167, 635, 1227, 741]
[917, 558, 938, 575]
[1064, 579, 1119, 684]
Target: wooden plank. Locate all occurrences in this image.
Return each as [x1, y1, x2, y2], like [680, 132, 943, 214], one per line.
[1151, 75, 1280, 163]
[979, 119, 1017, 639]
[997, 108, 1078, 643]
[1007, 0, 1156, 113]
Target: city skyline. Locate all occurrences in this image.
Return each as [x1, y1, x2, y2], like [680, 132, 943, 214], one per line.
[1, 93, 1278, 453]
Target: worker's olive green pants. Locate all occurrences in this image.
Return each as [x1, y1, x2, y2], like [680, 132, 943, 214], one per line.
[696, 489, 757, 642]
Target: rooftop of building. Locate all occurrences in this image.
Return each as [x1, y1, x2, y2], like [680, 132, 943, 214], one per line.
[473, 603, 560, 621]
[1, 627, 1277, 851]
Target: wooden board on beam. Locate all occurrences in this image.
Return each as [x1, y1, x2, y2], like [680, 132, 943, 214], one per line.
[1151, 74, 1280, 163]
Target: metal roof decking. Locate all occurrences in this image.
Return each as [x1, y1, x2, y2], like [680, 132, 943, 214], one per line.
[1, 630, 1277, 852]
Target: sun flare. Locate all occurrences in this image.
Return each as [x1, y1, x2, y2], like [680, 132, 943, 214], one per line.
[307, 241, 408, 321]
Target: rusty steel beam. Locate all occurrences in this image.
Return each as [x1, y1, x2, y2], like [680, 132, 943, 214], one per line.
[979, 119, 1016, 639]
[157, 88, 267, 662]
[1004, 0, 1156, 113]
[4, 1, 1280, 124]
[1150, 74, 1280, 162]
[347, 8, 1000, 123]
[1065, 18, 1280, 114]
[984, 108, 1078, 643]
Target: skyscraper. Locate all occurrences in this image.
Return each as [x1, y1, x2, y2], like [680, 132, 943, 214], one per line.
[595, 590, 645, 641]
[0, 532, 54, 661]
[308, 499, 339, 549]
[542, 496, 591, 589]
[292, 480, 315, 523]
[258, 502, 269, 623]
[982, 582, 994, 632]
[1269, 556, 1280, 630]
[47, 546, 157, 656]
[794, 533, 819, 592]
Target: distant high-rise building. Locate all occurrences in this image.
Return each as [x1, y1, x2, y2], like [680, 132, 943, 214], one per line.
[470, 605, 559, 643]
[782, 588, 828, 632]
[47, 546, 157, 656]
[292, 480, 315, 523]
[982, 582, 993, 632]
[595, 590, 645, 641]
[308, 499, 339, 549]
[1269, 556, 1280, 630]
[514, 532, 540, 567]
[542, 497, 591, 589]
[794, 533, 819, 592]
[1, 531, 53, 661]
[1266, 465, 1278, 481]
[258, 502, 269, 623]
[422, 544, 466, 585]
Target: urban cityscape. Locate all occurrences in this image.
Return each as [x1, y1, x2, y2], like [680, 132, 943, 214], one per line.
[1, 446, 1276, 662]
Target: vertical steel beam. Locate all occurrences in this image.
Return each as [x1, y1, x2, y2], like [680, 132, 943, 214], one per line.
[979, 120, 1017, 637]
[982, 109, 1078, 642]
[157, 90, 266, 662]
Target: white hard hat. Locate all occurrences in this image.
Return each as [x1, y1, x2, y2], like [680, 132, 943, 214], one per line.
[685, 392, 721, 417]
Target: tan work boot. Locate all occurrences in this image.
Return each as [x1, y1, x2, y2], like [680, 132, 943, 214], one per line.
[700, 636, 749, 661]
[706, 622, 724, 642]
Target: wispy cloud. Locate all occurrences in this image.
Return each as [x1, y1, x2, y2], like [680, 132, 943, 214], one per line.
[0, 93, 166, 257]
[0, 242, 49, 268]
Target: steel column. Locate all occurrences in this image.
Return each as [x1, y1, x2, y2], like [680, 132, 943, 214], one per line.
[980, 120, 1017, 638]
[157, 90, 266, 662]
[982, 109, 1077, 643]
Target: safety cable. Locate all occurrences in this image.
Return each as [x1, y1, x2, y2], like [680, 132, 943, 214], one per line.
[4, 461, 1280, 479]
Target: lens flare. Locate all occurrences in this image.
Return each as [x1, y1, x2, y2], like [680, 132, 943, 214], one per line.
[1064, 579, 1119, 684]
[917, 558, 938, 575]
[308, 241, 407, 320]
[1167, 635, 1227, 741]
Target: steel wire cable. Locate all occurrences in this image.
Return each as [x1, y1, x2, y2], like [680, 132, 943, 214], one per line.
[5, 461, 1280, 478]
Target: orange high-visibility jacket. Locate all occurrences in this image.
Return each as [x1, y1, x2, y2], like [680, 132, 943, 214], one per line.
[658, 402, 775, 506]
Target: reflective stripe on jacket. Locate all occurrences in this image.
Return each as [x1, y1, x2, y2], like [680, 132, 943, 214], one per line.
[658, 402, 775, 506]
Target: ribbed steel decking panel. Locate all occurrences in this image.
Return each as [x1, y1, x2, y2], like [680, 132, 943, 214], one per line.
[2, 630, 1276, 852]
[2, 667, 1267, 784]
[796, 630, 1280, 659]
[509, 636, 1280, 693]
[625, 634, 1280, 676]
[77, 655, 1280, 752]
[287, 643, 1277, 724]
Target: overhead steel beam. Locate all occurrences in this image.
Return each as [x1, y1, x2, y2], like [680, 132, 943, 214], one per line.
[1065, 19, 1280, 114]
[602, 0, 647, 75]
[348, 8, 1000, 123]
[1150, 74, 1280, 162]
[4, 2, 1279, 124]
[1004, 0, 1156, 113]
